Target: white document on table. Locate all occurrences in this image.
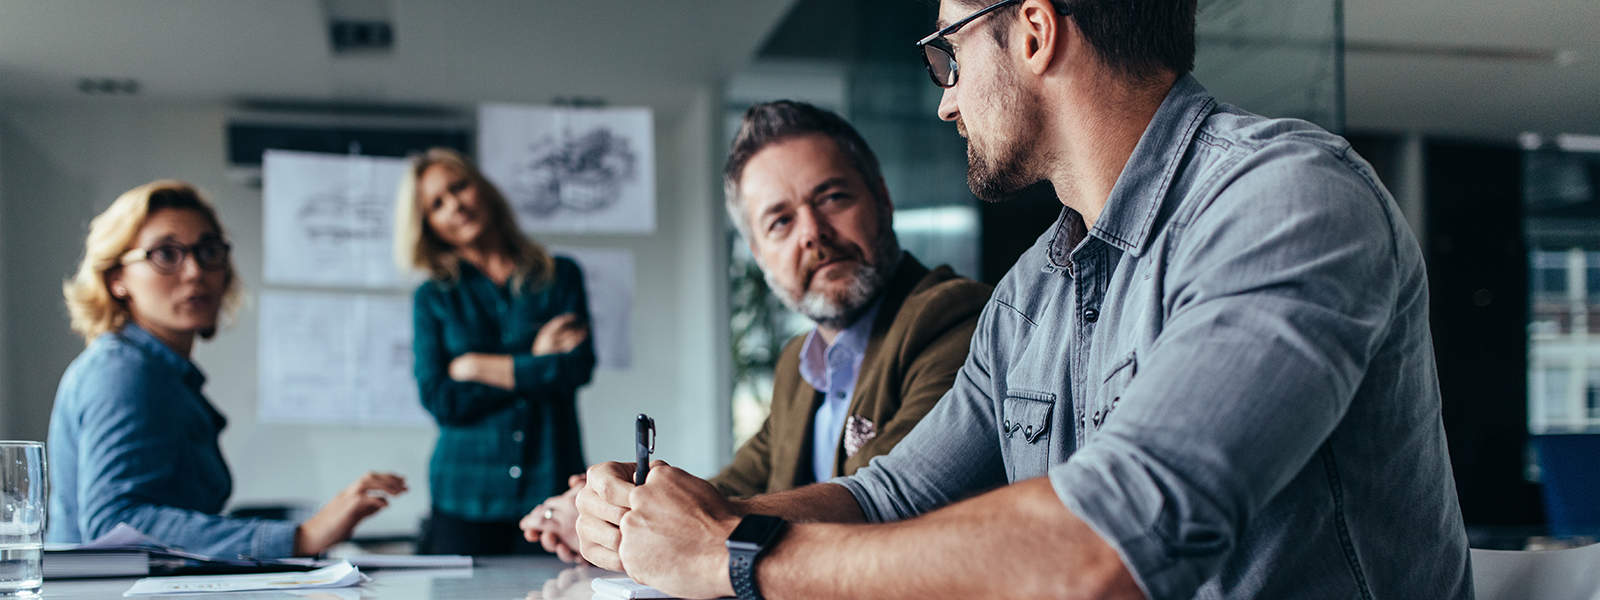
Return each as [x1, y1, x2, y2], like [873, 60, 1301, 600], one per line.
[78, 523, 164, 549]
[591, 577, 697, 599]
[1472, 543, 1600, 599]
[123, 560, 367, 596]
[341, 554, 472, 569]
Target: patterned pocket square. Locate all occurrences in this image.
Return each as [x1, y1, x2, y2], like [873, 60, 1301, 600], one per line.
[843, 415, 877, 459]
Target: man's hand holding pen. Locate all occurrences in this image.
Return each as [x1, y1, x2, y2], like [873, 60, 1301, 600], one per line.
[575, 460, 742, 599]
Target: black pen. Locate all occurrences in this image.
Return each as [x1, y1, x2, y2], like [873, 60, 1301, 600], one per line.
[634, 413, 655, 485]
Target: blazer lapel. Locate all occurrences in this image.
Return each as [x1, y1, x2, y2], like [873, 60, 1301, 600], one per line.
[832, 255, 930, 477]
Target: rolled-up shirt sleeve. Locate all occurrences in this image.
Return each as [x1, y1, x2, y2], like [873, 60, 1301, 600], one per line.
[834, 302, 1009, 523]
[511, 258, 597, 394]
[1050, 143, 1402, 598]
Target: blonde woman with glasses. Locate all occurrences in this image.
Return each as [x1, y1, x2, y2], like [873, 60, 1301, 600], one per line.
[49, 180, 407, 558]
[395, 148, 595, 555]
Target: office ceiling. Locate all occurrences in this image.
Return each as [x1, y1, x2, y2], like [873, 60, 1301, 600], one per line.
[0, 0, 798, 114]
[1344, 0, 1600, 139]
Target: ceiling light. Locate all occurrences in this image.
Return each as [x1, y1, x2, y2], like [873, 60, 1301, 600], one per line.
[1554, 134, 1600, 154]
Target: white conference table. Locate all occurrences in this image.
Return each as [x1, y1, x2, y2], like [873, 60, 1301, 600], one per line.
[36, 556, 615, 600]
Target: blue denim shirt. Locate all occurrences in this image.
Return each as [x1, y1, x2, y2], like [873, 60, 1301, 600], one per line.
[47, 324, 298, 557]
[798, 300, 881, 484]
[836, 76, 1472, 598]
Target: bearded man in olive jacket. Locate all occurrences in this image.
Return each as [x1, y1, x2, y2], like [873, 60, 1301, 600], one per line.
[519, 100, 990, 561]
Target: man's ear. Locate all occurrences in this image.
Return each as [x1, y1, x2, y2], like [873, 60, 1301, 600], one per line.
[1017, 0, 1062, 78]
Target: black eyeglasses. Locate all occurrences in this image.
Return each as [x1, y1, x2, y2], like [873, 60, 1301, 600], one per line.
[916, 0, 1071, 88]
[120, 238, 232, 274]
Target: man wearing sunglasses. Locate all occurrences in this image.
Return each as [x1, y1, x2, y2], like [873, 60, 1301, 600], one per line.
[576, 1, 1471, 598]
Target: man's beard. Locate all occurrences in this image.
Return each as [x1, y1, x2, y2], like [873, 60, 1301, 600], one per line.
[963, 72, 1045, 202]
[967, 138, 1037, 202]
[766, 228, 902, 331]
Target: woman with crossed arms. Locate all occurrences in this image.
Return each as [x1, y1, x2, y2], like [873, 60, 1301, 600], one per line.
[395, 148, 596, 555]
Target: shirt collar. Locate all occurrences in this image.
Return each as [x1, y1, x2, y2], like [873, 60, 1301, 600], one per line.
[797, 298, 883, 392]
[118, 322, 207, 391]
[1050, 74, 1217, 262]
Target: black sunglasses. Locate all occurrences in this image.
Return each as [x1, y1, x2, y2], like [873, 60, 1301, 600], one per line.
[916, 0, 1072, 88]
[120, 238, 232, 275]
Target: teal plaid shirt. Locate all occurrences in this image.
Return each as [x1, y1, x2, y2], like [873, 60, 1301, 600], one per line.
[412, 256, 594, 521]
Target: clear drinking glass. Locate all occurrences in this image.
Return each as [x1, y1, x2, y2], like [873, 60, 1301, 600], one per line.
[0, 442, 45, 598]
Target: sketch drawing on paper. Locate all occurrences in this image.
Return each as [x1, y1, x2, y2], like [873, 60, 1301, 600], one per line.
[478, 104, 656, 233]
[511, 127, 639, 218]
[263, 150, 412, 288]
[551, 246, 634, 369]
[257, 291, 429, 427]
[295, 189, 389, 243]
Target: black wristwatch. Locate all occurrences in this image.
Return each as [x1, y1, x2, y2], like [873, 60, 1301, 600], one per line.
[726, 514, 787, 600]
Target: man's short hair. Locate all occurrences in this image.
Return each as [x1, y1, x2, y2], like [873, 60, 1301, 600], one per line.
[968, 0, 1197, 83]
[722, 101, 886, 237]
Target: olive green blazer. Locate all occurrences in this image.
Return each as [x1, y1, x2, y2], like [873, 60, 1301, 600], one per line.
[710, 254, 991, 497]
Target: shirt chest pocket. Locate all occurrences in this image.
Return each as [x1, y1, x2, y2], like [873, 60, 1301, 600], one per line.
[1001, 390, 1055, 481]
[1087, 352, 1137, 436]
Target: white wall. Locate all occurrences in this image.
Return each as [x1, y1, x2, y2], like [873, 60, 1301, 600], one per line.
[0, 95, 730, 535]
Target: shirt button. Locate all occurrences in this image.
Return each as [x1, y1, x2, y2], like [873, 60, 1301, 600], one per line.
[1024, 425, 1034, 438]
[1083, 307, 1100, 323]
[508, 466, 523, 479]
[512, 431, 525, 443]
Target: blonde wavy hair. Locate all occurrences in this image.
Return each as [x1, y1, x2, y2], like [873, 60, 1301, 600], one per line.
[394, 148, 553, 288]
[62, 180, 241, 345]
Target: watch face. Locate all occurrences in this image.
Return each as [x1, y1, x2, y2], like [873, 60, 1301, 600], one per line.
[727, 514, 786, 551]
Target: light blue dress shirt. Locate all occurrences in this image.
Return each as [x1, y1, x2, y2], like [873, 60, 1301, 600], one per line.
[798, 301, 881, 484]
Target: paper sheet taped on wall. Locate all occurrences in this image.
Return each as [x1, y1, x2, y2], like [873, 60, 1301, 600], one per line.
[552, 246, 634, 370]
[478, 104, 656, 233]
[263, 150, 414, 289]
[258, 291, 429, 426]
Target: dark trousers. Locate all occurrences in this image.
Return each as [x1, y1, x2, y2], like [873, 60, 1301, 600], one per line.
[419, 508, 547, 556]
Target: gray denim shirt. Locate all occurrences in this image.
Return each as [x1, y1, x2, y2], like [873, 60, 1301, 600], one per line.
[836, 75, 1472, 599]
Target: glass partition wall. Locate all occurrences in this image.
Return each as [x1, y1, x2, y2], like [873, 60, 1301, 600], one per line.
[725, 0, 1343, 447]
[1525, 140, 1600, 536]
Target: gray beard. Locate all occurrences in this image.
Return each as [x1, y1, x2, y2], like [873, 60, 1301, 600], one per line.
[767, 240, 902, 331]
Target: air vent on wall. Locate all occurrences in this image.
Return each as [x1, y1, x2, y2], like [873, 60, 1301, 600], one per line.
[224, 101, 471, 187]
[76, 78, 140, 95]
[322, 0, 395, 55]
[329, 20, 393, 54]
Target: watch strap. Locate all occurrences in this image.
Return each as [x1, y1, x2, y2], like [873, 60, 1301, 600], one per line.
[729, 546, 764, 600]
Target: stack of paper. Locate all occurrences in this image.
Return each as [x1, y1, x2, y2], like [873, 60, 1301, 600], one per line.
[590, 577, 675, 599]
[341, 554, 472, 569]
[123, 561, 367, 596]
[41, 549, 149, 579]
[45, 523, 320, 579]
